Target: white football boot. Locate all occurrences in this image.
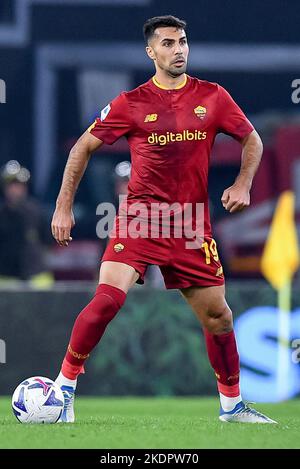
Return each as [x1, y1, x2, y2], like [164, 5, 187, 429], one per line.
[219, 401, 277, 424]
[57, 385, 75, 423]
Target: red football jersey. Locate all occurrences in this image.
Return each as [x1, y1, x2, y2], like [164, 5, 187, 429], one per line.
[89, 75, 253, 237]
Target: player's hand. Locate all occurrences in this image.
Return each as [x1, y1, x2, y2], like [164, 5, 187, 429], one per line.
[51, 207, 75, 246]
[221, 183, 250, 213]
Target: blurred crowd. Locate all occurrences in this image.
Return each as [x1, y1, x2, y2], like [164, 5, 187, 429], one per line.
[0, 159, 164, 287]
[0, 160, 53, 286]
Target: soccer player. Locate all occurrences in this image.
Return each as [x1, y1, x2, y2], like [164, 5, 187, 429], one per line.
[51, 15, 276, 424]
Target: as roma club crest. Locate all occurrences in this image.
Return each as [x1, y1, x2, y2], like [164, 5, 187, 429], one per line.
[194, 105, 207, 119]
[113, 243, 125, 253]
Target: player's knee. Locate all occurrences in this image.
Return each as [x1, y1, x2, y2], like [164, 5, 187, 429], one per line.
[205, 305, 233, 334]
[93, 294, 119, 320]
[99, 262, 139, 293]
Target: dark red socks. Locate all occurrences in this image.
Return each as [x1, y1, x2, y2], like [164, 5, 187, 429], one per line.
[62, 283, 126, 379]
[204, 329, 240, 397]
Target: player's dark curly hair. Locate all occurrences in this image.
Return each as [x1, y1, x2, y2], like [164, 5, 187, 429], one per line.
[143, 15, 187, 44]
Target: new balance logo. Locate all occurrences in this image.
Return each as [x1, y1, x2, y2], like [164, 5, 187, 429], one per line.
[144, 113, 158, 122]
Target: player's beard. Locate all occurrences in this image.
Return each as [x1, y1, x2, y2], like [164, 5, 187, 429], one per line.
[167, 62, 187, 78]
[155, 57, 187, 78]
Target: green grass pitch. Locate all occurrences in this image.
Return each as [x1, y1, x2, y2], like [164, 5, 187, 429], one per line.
[0, 397, 299, 449]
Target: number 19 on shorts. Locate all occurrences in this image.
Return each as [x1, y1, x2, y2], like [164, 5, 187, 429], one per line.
[201, 239, 219, 264]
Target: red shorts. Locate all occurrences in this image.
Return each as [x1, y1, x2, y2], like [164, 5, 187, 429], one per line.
[101, 230, 224, 290]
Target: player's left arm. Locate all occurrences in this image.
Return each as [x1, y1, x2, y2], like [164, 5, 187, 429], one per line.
[221, 129, 263, 213]
[216, 85, 263, 213]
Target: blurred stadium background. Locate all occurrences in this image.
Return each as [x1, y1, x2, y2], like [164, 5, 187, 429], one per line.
[0, 0, 299, 405]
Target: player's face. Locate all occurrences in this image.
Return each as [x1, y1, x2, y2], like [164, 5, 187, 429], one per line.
[146, 27, 189, 78]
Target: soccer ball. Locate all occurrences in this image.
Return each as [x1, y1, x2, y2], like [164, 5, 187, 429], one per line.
[12, 376, 64, 424]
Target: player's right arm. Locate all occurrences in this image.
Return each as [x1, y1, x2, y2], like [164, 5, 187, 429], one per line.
[52, 92, 133, 246]
[51, 131, 103, 246]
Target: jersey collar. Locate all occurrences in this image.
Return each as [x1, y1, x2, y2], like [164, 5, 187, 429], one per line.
[152, 74, 188, 91]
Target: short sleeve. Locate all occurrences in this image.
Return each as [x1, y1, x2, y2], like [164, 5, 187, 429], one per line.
[88, 92, 133, 145]
[217, 85, 254, 140]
